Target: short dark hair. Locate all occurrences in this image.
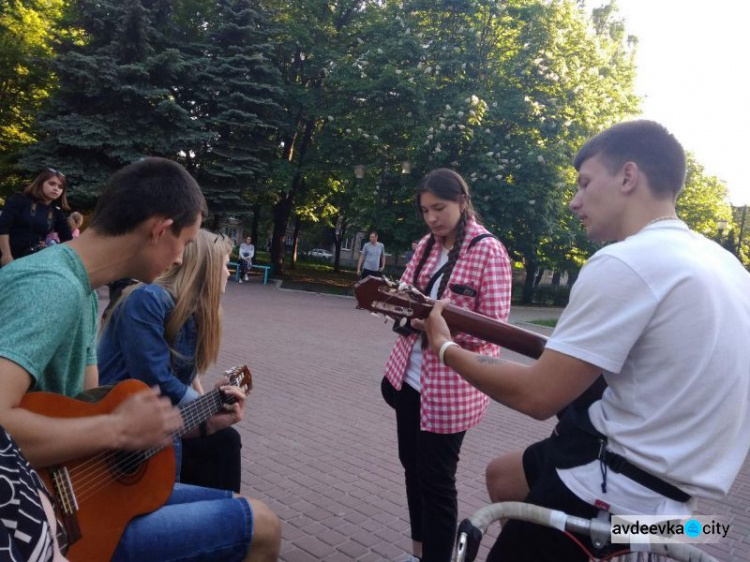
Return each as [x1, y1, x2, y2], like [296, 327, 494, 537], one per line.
[24, 169, 70, 211]
[573, 120, 686, 198]
[88, 157, 207, 235]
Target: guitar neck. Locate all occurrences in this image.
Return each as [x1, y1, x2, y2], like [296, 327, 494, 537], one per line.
[442, 304, 547, 359]
[178, 389, 227, 435]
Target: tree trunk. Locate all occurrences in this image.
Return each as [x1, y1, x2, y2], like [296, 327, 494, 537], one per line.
[210, 212, 222, 232]
[269, 118, 315, 276]
[521, 260, 536, 305]
[534, 268, 545, 288]
[332, 216, 347, 273]
[250, 204, 260, 248]
[551, 270, 561, 287]
[290, 215, 301, 270]
[270, 193, 294, 275]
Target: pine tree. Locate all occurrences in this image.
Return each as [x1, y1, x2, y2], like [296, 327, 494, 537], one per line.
[20, 0, 209, 209]
[193, 0, 284, 218]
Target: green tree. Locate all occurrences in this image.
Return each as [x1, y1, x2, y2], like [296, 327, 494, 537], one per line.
[676, 153, 733, 236]
[0, 0, 66, 195]
[316, 0, 638, 301]
[192, 0, 284, 222]
[262, 0, 373, 273]
[19, 0, 209, 210]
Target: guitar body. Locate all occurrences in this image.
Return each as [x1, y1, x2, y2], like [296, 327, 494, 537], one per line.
[20, 379, 176, 562]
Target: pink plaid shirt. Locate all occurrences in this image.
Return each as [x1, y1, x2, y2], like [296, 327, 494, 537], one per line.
[384, 218, 512, 433]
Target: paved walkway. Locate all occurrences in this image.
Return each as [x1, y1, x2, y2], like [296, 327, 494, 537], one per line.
[197, 281, 747, 561]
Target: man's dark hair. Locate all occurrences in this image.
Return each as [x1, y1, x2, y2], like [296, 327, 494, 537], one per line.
[88, 157, 207, 235]
[573, 120, 687, 198]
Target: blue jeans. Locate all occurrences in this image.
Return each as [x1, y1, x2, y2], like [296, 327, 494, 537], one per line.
[112, 483, 253, 561]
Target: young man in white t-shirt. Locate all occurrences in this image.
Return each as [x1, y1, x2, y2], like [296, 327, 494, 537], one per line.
[420, 120, 750, 560]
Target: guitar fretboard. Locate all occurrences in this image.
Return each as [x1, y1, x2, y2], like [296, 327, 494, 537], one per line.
[138, 389, 230, 461]
[178, 390, 228, 434]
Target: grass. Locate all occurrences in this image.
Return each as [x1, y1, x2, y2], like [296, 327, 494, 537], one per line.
[272, 258, 360, 296]
[528, 318, 558, 327]
[249, 250, 403, 296]
[282, 266, 359, 295]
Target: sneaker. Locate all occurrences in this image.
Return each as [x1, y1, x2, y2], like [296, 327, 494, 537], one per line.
[244, 275, 249, 281]
[394, 556, 421, 562]
[238, 279, 243, 284]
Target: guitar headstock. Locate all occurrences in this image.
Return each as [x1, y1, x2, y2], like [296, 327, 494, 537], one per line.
[224, 365, 253, 394]
[354, 276, 433, 324]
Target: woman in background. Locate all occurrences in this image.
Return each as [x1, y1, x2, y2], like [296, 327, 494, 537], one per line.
[0, 169, 72, 266]
[381, 168, 513, 562]
[97, 230, 243, 492]
[238, 235, 255, 283]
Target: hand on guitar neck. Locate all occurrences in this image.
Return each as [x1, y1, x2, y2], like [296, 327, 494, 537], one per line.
[184, 378, 248, 438]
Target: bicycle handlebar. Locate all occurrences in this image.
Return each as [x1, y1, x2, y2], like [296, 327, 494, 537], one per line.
[455, 502, 719, 562]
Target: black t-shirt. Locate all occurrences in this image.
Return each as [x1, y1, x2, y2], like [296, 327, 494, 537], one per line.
[0, 428, 55, 561]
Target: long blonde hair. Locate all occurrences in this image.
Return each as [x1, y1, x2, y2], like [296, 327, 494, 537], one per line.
[106, 229, 233, 374]
[159, 229, 233, 373]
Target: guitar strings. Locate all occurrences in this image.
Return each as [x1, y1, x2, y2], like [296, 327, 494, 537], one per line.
[61, 389, 227, 505]
[69, 394, 221, 504]
[46, 368, 247, 516]
[67, 393, 219, 504]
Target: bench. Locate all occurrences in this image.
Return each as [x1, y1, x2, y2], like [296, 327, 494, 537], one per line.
[250, 264, 271, 285]
[227, 262, 271, 285]
[227, 262, 241, 282]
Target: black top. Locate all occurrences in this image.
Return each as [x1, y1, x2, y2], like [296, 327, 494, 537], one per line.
[0, 193, 72, 259]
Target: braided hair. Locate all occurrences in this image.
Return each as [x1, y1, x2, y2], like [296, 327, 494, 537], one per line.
[412, 168, 477, 299]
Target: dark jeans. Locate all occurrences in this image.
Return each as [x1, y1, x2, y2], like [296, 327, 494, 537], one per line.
[360, 268, 382, 280]
[179, 426, 242, 493]
[381, 378, 466, 562]
[239, 257, 251, 277]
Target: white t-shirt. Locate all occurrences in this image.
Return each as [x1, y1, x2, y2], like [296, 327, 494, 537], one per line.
[547, 220, 750, 515]
[404, 247, 450, 391]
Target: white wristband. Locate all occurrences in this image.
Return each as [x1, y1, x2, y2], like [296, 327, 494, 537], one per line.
[438, 341, 459, 366]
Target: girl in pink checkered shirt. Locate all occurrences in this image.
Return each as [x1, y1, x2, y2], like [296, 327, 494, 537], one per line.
[381, 168, 512, 562]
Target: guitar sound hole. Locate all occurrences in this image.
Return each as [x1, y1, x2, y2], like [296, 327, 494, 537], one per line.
[108, 451, 148, 483]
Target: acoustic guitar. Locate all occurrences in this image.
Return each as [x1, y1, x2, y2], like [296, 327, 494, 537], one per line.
[354, 276, 607, 415]
[19, 365, 252, 561]
[354, 276, 548, 358]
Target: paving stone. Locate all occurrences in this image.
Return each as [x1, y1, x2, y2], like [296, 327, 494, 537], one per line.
[182, 284, 750, 562]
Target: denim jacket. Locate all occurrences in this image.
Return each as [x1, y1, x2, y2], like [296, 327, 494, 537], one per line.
[97, 284, 198, 405]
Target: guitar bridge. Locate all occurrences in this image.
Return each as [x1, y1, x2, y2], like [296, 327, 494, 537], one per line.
[50, 466, 82, 547]
[371, 301, 414, 317]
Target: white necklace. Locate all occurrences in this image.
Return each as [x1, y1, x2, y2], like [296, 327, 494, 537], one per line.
[644, 215, 679, 229]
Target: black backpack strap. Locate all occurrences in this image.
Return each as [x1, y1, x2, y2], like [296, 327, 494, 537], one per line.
[467, 233, 497, 251]
[424, 262, 450, 296]
[423, 234, 497, 296]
